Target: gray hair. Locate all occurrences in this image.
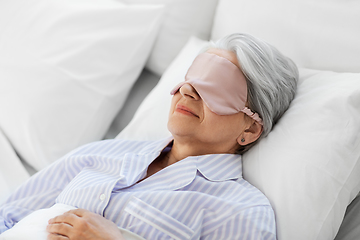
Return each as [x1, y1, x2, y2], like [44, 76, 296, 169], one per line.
[200, 33, 299, 154]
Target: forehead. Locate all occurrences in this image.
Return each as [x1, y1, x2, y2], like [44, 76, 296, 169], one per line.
[206, 48, 240, 69]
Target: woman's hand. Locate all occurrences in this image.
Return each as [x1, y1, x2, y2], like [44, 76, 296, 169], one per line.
[46, 208, 125, 240]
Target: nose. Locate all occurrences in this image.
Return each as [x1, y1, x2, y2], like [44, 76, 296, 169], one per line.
[179, 83, 200, 100]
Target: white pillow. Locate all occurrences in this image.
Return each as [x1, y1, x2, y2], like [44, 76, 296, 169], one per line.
[0, 0, 163, 170]
[211, 0, 360, 73]
[123, 0, 219, 76]
[243, 69, 360, 240]
[117, 37, 360, 240]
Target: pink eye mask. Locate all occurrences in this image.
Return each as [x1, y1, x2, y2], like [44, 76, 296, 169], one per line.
[170, 52, 263, 125]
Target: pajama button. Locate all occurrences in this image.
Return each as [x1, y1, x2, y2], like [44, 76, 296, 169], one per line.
[100, 194, 106, 201]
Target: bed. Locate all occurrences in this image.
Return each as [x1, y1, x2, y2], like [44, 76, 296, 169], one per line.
[0, 0, 359, 239]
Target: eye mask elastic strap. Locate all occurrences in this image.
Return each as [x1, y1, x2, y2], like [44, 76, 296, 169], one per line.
[240, 107, 263, 125]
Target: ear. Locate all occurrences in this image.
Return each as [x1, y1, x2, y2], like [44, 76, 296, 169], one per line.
[237, 121, 263, 146]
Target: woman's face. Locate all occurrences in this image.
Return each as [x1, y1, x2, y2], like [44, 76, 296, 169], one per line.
[167, 49, 252, 154]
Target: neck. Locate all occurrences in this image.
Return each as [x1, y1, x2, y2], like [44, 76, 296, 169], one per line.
[164, 137, 239, 167]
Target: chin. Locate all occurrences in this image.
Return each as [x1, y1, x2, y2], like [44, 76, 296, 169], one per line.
[167, 121, 192, 138]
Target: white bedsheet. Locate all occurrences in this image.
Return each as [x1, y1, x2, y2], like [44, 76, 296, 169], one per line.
[0, 129, 30, 204]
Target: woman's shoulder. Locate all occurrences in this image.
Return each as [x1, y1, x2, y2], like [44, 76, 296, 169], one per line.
[205, 176, 273, 212]
[235, 178, 273, 206]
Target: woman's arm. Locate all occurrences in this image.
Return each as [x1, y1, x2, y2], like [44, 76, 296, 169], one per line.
[0, 157, 72, 233]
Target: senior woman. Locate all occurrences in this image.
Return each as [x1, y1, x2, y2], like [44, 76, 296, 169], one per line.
[0, 33, 298, 240]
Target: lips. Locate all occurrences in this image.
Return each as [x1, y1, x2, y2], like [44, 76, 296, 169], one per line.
[176, 105, 199, 118]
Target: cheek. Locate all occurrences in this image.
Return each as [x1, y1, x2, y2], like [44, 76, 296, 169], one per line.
[202, 111, 245, 137]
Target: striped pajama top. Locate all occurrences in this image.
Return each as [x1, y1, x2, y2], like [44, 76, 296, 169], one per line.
[0, 137, 276, 239]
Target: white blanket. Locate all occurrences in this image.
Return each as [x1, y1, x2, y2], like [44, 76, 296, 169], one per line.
[0, 204, 144, 240]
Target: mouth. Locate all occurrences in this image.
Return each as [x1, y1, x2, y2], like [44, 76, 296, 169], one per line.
[175, 105, 199, 118]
